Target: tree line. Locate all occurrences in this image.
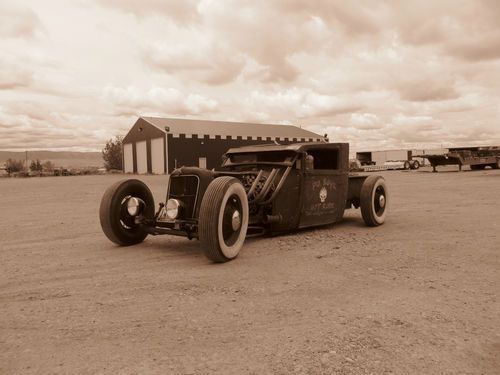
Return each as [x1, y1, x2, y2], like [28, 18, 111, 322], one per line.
[4, 159, 55, 175]
[3, 136, 123, 176]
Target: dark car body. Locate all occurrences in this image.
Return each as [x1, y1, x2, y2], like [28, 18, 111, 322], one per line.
[162, 143, 350, 232]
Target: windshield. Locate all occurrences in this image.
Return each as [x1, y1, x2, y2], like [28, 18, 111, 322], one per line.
[224, 150, 297, 166]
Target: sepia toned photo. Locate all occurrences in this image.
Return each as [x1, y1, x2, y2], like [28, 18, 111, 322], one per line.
[1, 1, 499, 374]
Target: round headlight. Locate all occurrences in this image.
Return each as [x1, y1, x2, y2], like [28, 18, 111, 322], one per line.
[127, 197, 140, 216]
[166, 199, 181, 220]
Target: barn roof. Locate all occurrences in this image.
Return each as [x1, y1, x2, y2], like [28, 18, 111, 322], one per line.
[141, 117, 323, 140]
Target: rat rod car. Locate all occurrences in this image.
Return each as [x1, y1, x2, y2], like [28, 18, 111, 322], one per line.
[100, 143, 388, 262]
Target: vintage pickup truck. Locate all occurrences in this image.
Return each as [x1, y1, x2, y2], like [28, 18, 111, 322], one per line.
[100, 143, 388, 262]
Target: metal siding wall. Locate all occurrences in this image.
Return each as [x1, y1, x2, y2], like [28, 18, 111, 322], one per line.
[151, 137, 165, 174]
[123, 143, 134, 173]
[136, 140, 148, 174]
[167, 135, 274, 172]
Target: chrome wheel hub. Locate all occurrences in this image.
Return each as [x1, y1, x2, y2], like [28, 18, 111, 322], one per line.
[379, 195, 386, 208]
[231, 210, 241, 231]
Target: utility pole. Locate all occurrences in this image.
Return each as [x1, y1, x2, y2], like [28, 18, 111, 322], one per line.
[25, 151, 28, 170]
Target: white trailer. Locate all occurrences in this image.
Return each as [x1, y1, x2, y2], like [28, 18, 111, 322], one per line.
[356, 149, 448, 170]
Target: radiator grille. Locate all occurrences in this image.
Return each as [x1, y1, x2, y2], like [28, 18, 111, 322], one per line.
[168, 175, 199, 218]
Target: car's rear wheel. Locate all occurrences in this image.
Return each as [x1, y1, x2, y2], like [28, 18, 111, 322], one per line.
[199, 177, 249, 263]
[360, 176, 388, 226]
[99, 179, 154, 246]
[412, 160, 420, 170]
[403, 161, 410, 170]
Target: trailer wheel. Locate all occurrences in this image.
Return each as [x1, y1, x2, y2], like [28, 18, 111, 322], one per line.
[360, 176, 388, 226]
[199, 177, 249, 263]
[403, 161, 411, 170]
[411, 160, 420, 170]
[99, 179, 154, 246]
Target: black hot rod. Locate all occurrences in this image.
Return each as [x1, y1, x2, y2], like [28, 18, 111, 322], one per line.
[100, 143, 388, 262]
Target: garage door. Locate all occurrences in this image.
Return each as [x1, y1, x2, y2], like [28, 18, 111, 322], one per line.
[151, 137, 164, 174]
[123, 143, 133, 173]
[136, 140, 147, 174]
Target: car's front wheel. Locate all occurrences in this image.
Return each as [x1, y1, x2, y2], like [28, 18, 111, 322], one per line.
[360, 175, 388, 226]
[198, 177, 249, 263]
[99, 179, 154, 246]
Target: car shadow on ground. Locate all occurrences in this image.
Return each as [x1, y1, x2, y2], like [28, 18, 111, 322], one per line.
[112, 214, 370, 262]
[258, 215, 368, 239]
[106, 235, 202, 260]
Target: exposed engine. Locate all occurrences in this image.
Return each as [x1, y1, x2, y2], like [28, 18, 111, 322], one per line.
[241, 173, 267, 197]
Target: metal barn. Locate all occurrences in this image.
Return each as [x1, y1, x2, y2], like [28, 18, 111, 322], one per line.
[122, 117, 324, 174]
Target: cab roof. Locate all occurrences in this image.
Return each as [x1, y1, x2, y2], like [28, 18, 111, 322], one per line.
[225, 142, 347, 154]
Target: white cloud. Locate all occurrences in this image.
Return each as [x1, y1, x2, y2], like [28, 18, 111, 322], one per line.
[143, 42, 246, 85]
[446, 31, 500, 62]
[246, 89, 361, 119]
[392, 114, 435, 127]
[0, 3, 42, 38]
[96, 0, 200, 24]
[350, 113, 383, 130]
[103, 86, 218, 115]
[397, 77, 459, 102]
[0, 61, 33, 89]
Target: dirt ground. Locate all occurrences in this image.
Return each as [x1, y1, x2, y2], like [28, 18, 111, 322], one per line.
[1, 167, 499, 374]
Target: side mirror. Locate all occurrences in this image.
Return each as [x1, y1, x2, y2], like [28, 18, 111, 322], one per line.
[305, 155, 314, 170]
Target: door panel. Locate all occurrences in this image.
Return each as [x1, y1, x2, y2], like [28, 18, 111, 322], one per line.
[299, 171, 348, 228]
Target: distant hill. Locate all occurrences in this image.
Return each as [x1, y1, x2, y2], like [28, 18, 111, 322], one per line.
[0, 151, 103, 168]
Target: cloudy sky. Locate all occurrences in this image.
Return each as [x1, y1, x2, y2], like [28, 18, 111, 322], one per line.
[1, 0, 499, 152]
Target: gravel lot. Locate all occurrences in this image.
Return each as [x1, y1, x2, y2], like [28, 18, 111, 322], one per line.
[1, 168, 499, 374]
